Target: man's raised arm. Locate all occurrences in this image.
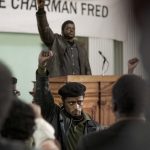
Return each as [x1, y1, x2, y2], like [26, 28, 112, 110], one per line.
[34, 50, 55, 119]
[36, 0, 55, 48]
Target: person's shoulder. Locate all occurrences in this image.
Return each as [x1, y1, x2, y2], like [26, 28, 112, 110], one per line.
[82, 126, 115, 147]
[53, 33, 66, 40]
[78, 130, 104, 150]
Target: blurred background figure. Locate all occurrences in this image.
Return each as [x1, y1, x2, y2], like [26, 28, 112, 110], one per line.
[131, 0, 150, 122]
[1, 98, 36, 148]
[1, 98, 60, 150]
[11, 77, 20, 97]
[31, 103, 60, 150]
[0, 61, 26, 150]
[131, 0, 150, 79]
[0, 62, 13, 129]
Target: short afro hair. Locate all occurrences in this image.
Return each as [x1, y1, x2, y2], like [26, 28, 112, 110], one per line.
[112, 74, 148, 116]
[61, 20, 75, 32]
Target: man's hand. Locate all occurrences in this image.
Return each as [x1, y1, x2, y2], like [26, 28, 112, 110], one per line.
[38, 50, 54, 69]
[128, 57, 139, 74]
[37, 0, 45, 8]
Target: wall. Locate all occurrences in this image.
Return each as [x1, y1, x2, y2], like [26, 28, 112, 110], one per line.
[0, 13, 144, 102]
[0, 32, 42, 102]
[89, 37, 114, 75]
[0, 32, 115, 102]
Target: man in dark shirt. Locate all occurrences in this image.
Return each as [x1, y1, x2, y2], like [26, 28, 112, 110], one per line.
[77, 74, 150, 150]
[36, 0, 91, 77]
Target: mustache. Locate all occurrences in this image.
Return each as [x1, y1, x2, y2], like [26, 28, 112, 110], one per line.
[72, 109, 82, 113]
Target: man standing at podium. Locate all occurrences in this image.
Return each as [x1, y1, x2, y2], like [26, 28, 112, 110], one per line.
[36, 0, 91, 77]
[34, 51, 100, 150]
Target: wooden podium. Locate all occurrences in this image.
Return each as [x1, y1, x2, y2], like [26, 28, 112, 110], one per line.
[49, 75, 119, 126]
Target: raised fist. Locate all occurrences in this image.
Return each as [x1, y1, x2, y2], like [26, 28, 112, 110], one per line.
[38, 50, 54, 68]
[37, 0, 45, 8]
[128, 57, 139, 74]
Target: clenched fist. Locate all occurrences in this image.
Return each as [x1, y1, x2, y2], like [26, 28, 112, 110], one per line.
[38, 50, 54, 68]
[128, 57, 139, 74]
[37, 0, 45, 8]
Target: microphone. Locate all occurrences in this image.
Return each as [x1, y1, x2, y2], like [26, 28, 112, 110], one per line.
[98, 51, 106, 61]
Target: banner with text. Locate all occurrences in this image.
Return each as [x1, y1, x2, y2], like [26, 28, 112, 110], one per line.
[0, 0, 128, 40]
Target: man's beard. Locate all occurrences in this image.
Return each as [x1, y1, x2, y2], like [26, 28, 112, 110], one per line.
[71, 109, 82, 117]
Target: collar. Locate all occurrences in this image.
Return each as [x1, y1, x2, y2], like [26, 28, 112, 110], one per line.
[117, 116, 146, 123]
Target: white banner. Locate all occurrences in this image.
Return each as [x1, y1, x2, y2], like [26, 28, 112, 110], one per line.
[0, 0, 128, 41]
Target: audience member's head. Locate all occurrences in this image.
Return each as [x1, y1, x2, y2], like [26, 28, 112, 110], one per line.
[112, 74, 148, 118]
[0, 61, 13, 129]
[1, 98, 36, 142]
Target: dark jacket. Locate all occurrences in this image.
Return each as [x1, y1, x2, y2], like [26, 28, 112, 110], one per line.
[0, 138, 30, 150]
[77, 120, 150, 150]
[36, 11, 91, 77]
[34, 71, 100, 150]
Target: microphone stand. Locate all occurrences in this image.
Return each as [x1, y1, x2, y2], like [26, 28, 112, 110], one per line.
[102, 59, 106, 76]
[103, 59, 109, 76]
[98, 51, 109, 76]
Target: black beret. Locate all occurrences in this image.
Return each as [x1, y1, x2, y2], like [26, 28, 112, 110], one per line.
[58, 82, 86, 99]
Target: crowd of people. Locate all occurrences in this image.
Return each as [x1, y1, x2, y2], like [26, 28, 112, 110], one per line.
[0, 55, 148, 150]
[0, 0, 150, 150]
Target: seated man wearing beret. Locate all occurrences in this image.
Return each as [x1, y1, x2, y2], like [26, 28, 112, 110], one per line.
[34, 51, 101, 150]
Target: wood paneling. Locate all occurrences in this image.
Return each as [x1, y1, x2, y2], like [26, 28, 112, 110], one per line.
[49, 75, 119, 126]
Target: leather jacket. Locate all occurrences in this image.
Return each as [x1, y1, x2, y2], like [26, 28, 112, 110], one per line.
[36, 10, 92, 77]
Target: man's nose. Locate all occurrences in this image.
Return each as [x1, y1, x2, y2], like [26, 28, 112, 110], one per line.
[74, 103, 80, 109]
